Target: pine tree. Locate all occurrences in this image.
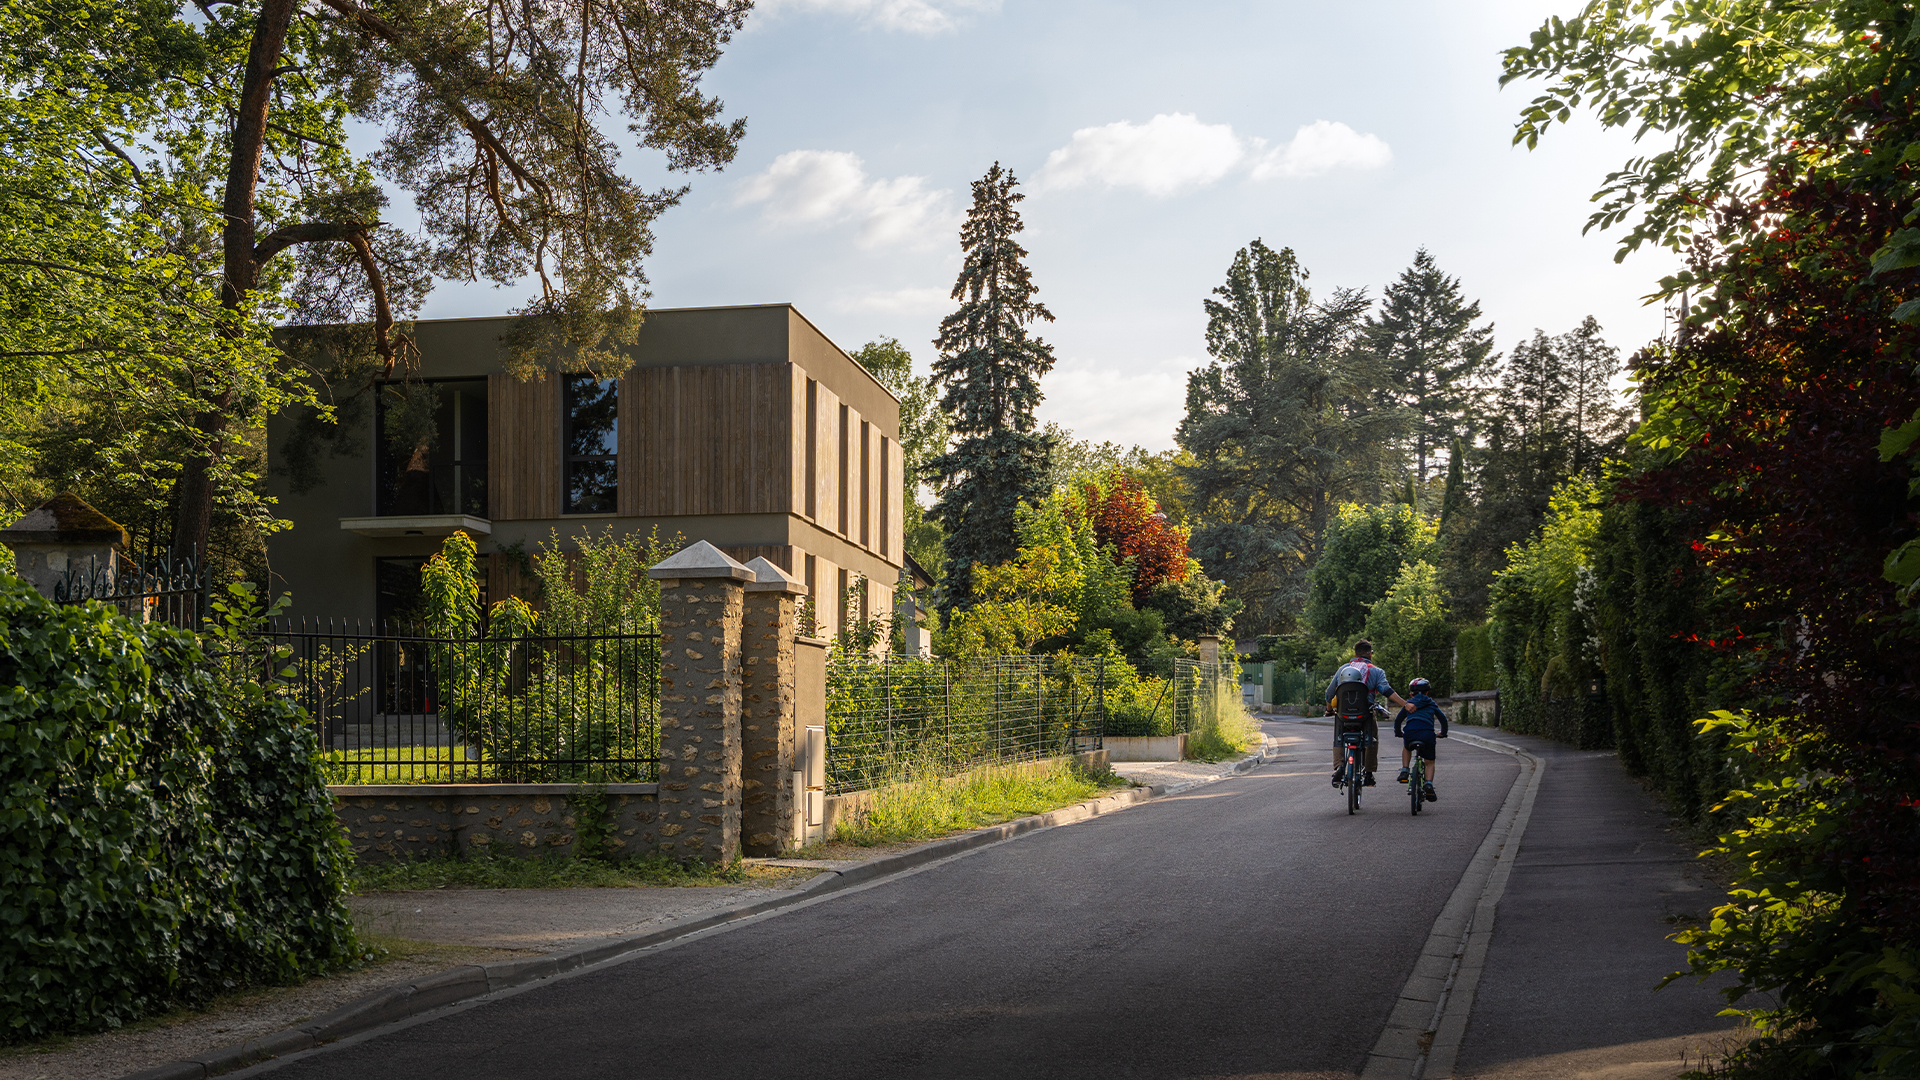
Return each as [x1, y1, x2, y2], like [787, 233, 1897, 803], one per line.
[1444, 317, 1628, 619]
[926, 164, 1057, 615]
[1363, 249, 1496, 492]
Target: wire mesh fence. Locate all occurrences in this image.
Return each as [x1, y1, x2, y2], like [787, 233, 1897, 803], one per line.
[1107, 658, 1237, 737]
[262, 620, 661, 784]
[824, 654, 1108, 796]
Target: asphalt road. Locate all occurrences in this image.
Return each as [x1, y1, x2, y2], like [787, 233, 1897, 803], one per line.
[261, 737, 1519, 1080]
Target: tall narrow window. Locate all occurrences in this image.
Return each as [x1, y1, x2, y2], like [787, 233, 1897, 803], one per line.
[879, 439, 890, 558]
[837, 404, 849, 535]
[564, 374, 619, 514]
[805, 379, 818, 519]
[804, 554, 817, 635]
[860, 421, 871, 547]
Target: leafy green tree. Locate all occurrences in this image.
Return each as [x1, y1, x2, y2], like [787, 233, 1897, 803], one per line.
[1363, 249, 1496, 490]
[1487, 477, 1605, 732]
[1363, 560, 1454, 694]
[1177, 240, 1406, 632]
[1137, 574, 1241, 642]
[851, 337, 952, 580]
[926, 164, 1057, 614]
[1304, 502, 1436, 641]
[5, 0, 752, 560]
[0, 0, 317, 566]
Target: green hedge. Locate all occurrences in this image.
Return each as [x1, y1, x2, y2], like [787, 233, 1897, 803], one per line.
[0, 577, 357, 1042]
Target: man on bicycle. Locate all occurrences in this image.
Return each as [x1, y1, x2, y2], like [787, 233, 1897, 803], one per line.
[1393, 677, 1449, 803]
[1324, 640, 1410, 787]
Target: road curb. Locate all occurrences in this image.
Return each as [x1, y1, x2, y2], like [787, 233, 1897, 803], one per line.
[121, 742, 1274, 1080]
[1360, 728, 1545, 1080]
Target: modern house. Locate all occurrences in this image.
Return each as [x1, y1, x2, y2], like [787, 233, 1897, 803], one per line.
[265, 304, 905, 635]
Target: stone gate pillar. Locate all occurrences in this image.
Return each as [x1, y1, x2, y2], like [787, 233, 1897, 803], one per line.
[647, 541, 753, 864]
[740, 557, 806, 856]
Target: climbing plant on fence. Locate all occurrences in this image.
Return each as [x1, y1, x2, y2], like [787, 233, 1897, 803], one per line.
[0, 576, 357, 1042]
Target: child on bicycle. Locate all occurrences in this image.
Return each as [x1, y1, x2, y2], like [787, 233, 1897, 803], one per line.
[1393, 678, 1449, 803]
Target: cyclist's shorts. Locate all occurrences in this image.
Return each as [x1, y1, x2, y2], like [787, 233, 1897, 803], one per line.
[1403, 734, 1437, 760]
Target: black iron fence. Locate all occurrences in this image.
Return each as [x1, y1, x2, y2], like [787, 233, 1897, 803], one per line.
[52, 550, 208, 628]
[824, 654, 1108, 796]
[262, 620, 661, 784]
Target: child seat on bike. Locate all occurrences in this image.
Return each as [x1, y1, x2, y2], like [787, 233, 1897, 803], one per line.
[1333, 681, 1372, 736]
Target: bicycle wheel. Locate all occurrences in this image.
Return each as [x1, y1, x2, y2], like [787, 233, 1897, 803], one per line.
[1410, 761, 1422, 816]
[1346, 752, 1360, 815]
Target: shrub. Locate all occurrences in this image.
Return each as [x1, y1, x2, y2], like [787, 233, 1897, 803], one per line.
[0, 577, 357, 1042]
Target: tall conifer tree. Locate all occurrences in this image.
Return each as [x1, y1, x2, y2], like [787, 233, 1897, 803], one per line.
[926, 164, 1057, 614]
[1176, 240, 1404, 632]
[1363, 249, 1496, 491]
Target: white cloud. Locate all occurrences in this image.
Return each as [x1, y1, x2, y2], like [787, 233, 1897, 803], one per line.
[1037, 113, 1247, 198]
[1036, 114, 1393, 198]
[1250, 120, 1393, 180]
[1035, 361, 1189, 453]
[836, 285, 953, 315]
[754, 0, 998, 34]
[733, 150, 956, 249]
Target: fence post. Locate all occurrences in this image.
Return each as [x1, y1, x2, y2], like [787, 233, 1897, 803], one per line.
[647, 541, 753, 865]
[739, 557, 807, 856]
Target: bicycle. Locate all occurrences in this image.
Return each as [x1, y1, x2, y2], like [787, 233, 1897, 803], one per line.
[1407, 748, 1426, 816]
[1335, 728, 1370, 814]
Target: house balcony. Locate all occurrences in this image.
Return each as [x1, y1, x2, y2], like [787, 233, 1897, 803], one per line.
[339, 514, 492, 539]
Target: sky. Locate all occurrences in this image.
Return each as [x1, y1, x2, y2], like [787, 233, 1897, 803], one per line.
[419, 0, 1682, 452]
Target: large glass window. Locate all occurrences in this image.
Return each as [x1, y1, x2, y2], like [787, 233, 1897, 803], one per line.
[376, 379, 489, 517]
[565, 374, 619, 514]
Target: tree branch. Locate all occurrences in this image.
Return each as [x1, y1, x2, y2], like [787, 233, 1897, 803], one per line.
[313, 0, 555, 207]
[345, 230, 408, 375]
[251, 219, 370, 264]
[267, 120, 340, 148]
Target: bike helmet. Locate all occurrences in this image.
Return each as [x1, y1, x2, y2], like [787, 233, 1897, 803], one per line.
[1408, 677, 1432, 695]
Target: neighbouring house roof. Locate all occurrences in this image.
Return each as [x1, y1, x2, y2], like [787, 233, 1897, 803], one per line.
[903, 553, 935, 591]
[0, 492, 129, 547]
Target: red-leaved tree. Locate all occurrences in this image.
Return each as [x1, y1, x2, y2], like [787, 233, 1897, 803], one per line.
[1082, 475, 1189, 600]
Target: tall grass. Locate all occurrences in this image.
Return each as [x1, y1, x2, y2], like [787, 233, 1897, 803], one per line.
[1186, 677, 1262, 761]
[834, 759, 1127, 846]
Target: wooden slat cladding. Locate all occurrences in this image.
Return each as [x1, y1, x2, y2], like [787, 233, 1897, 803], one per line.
[624, 362, 793, 516]
[720, 545, 795, 574]
[814, 383, 840, 530]
[488, 373, 561, 520]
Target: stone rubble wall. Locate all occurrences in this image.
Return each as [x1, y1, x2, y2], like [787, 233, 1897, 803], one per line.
[331, 784, 659, 863]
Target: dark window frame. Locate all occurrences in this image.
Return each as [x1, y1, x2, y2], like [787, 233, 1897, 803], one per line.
[564, 374, 620, 515]
[373, 378, 490, 519]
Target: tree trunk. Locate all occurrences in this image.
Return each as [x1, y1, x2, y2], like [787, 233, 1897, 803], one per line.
[171, 0, 297, 561]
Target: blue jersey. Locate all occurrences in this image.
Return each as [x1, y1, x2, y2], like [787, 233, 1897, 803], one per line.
[1394, 694, 1449, 739]
[1325, 659, 1393, 708]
